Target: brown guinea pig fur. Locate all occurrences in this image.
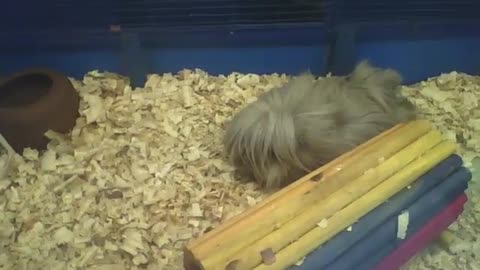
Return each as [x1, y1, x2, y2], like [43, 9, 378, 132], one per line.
[223, 60, 417, 191]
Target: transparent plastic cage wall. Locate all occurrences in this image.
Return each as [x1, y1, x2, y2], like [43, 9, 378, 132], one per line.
[1, 0, 480, 86]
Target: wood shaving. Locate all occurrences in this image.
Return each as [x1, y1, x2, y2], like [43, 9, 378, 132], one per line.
[400, 71, 480, 270]
[317, 218, 329, 228]
[190, 203, 203, 218]
[0, 133, 14, 184]
[0, 69, 281, 269]
[0, 68, 478, 270]
[401, 71, 480, 168]
[397, 211, 410, 240]
[294, 257, 306, 266]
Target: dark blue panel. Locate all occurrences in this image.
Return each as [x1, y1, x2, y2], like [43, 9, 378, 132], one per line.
[0, 1, 115, 31]
[0, 0, 325, 30]
[0, 50, 122, 79]
[0, 0, 326, 51]
[112, 0, 325, 27]
[6, 0, 480, 33]
[356, 37, 480, 84]
[325, 0, 480, 24]
[0, 44, 327, 80]
[120, 33, 151, 87]
[326, 24, 357, 75]
[147, 45, 326, 76]
[3, 35, 480, 83]
[2, 0, 480, 83]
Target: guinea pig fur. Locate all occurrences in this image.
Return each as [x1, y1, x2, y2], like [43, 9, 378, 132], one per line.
[223, 60, 417, 190]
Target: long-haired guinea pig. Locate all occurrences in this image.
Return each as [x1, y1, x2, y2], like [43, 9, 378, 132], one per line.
[223, 60, 417, 190]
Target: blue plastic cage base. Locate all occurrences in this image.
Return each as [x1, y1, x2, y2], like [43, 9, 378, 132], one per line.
[2, 22, 480, 87]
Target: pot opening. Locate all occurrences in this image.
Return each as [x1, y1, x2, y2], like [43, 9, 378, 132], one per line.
[0, 73, 53, 108]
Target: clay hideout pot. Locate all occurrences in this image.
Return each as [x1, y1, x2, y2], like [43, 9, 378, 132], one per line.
[0, 69, 80, 153]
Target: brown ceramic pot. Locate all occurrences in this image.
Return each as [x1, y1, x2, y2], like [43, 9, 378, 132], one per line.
[0, 69, 80, 153]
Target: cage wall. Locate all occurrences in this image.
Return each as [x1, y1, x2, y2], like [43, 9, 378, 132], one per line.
[1, 1, 480, 84]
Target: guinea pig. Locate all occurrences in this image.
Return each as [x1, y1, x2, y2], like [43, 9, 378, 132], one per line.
[223, 60, 417, 190]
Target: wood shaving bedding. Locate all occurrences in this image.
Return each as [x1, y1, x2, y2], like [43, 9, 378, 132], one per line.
[400, 72, 480, 270]
[0, 68, 478, 270]
[0, 69, 286, 270]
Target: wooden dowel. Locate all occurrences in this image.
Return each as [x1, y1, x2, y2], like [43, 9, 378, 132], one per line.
[185, 120, 432, 270]
[253, 140, 457, 270]
[207, 130, 443, 270]
[186, 123, 406, 251]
